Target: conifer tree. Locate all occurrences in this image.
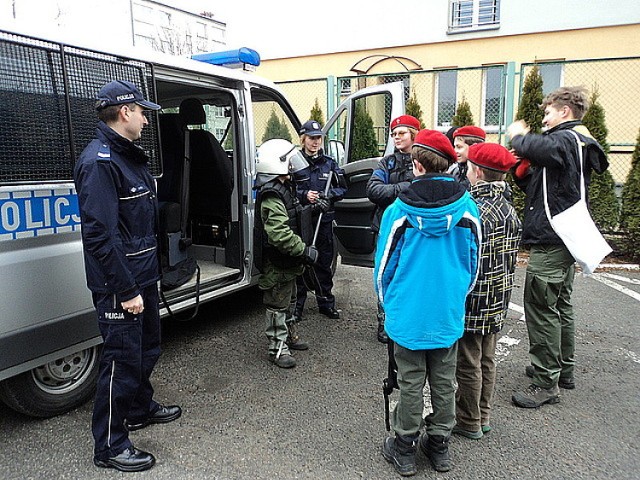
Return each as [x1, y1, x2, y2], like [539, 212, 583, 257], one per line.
[405, 89, 425, 128]
[509, 66, 545, 218]
[351, 102, 379, 161]
[515, 66, 544, 134]
[452, 96, 474, 127]
[262, 110, 292, 142]
[310, 98, 325, 125]
[620, 129, 640, 260]
[581, 90, 619, 231]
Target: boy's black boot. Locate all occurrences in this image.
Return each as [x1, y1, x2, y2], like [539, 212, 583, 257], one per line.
[382, 433, 418, 476]
[419, 434, 451, 472]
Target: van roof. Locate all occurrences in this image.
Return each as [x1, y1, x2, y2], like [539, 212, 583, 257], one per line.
[0, 26, 281, 92]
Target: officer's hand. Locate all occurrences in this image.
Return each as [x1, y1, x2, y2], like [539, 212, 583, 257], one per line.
[121, 294, 144, 315]
[302, 245, 319, 265]
[307, 190, 319, 203]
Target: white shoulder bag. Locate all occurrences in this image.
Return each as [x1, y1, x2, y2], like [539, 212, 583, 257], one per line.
[542, 129, 612, 274]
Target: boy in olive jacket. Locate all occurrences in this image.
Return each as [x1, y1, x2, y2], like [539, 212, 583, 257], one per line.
[254, 139, 318, 368]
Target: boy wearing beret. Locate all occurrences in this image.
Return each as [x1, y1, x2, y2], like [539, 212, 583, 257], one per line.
[454, 143, 522, 440]
[448, 125, 486, 190]
[375, 129, 481, 475]
[367, 114, 421, 343]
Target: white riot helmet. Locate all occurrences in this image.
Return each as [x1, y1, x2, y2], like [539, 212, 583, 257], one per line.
[255, 138, 308, 186]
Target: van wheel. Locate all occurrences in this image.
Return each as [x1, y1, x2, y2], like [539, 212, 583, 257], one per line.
[0, 346, 100, 418]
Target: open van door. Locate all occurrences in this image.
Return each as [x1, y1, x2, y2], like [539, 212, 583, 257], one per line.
[323, 82, 404, 267]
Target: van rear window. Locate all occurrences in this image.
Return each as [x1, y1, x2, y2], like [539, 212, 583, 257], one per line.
[0, 31, 161, 185]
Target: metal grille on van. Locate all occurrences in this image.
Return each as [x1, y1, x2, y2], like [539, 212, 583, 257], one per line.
[0, 30, 161, 185]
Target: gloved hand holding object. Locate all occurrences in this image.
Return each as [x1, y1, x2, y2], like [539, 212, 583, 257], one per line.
[302, 245, 319, 265]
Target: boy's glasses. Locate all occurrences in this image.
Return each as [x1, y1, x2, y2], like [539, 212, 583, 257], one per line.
[391, 130, 409, 137]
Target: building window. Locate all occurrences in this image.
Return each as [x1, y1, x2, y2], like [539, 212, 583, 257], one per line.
[339, 78, 352, 96]
[196, 22, 207, 39]
[537, 63, 563, 95]
[436, 70, 458, 128]
[449, 0, 500, 32]
[482, 66, 503, 128]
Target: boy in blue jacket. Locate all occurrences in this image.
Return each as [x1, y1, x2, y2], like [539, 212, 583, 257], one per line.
[375, 129, 481, 475]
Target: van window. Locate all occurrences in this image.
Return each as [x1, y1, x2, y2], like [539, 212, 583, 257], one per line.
[0, 31, 160, 184]
[250, 88, 299, 147]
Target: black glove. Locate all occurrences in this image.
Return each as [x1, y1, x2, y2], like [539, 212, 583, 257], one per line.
[302, 245, 319, 265]
[314, 197, 330, 213]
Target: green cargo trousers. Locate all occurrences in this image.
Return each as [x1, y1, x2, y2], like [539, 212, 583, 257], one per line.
[392, 343, 458, 438]
[263, 278, 297, 356]
[524, 244, 576, 389]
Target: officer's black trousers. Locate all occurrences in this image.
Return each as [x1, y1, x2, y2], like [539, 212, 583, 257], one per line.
[91, 284, 161, 460]
[296, 220, 335, 311]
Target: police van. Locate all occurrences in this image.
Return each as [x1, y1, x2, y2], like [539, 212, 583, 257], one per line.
[0, 28, 403, 417]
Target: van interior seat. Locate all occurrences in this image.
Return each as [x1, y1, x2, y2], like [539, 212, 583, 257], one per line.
[179, 98, 233, 245]
[157, 113, 186, 204]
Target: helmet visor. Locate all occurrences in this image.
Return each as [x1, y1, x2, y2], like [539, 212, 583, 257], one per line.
[288, 150, 309, 174]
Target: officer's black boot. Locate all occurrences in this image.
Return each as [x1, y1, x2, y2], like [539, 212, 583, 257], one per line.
[376, 301, 389, 344]
[382, 433, 419, 476]
[419, 433, 451, 472]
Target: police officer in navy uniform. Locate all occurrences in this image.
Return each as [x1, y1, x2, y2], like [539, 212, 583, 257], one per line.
[294, 120, 347, 320]
[74, 80, 181, 473]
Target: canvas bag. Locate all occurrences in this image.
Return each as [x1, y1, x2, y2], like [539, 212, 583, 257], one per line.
[542, 129, 612, 274]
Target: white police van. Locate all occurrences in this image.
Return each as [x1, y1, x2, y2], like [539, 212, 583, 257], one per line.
[0, 28, 403, 417]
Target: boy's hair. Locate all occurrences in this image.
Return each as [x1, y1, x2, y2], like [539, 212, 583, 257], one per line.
[457, 136, 484, 147]
[541, 86, 590, 120]
[412, 146, 449, 173]
[476, 165, 506, 182]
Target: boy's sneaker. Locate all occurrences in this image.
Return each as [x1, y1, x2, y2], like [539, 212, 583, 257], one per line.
[419, 434, 451, 472]
[382, 435, 418, 477]
[512, 383, 560, 408]
[525, 365, 575, 389]
[452, 425, 483, 439]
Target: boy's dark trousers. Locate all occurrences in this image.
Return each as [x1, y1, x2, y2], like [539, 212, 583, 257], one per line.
[91, 285, 161, 461]
[455, 331, 498, 431]
[524, 244, 576, 389]
[392, 343, 457, 438]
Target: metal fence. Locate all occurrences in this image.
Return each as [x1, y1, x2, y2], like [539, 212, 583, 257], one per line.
[276, 56, 640, 189]
[520, 57, 640, 186]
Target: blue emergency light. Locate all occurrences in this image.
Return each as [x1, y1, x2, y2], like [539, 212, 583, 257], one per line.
[192, 48, 261, 71]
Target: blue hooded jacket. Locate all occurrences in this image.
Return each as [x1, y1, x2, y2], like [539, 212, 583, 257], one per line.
[374, 174, 481, 350]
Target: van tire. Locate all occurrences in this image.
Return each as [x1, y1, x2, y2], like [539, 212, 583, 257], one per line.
[0, 345, 100, 418]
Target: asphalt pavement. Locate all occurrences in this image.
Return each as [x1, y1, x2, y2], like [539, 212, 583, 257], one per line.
[1, 262, 638, 479]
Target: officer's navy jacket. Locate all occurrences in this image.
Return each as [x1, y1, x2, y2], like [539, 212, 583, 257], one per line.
[374, 174, 481, 351]
[74, 121, 160, 301]
[295, 149, 346, 223]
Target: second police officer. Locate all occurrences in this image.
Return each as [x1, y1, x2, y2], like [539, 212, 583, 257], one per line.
[293, 120, 347, 321]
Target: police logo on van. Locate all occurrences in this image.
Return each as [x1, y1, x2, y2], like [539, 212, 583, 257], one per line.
[0, 188, 81, 240]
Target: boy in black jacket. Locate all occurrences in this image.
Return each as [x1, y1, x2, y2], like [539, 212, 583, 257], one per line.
[507, 86, 608, 408]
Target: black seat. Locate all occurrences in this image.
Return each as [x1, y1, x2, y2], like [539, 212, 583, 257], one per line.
[179, 98, 233, 245]
[157, 113, 186, 204]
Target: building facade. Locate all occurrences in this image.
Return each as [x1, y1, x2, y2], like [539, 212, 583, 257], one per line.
[0, 0, 225, 55]
[255, 1, 639, 184]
